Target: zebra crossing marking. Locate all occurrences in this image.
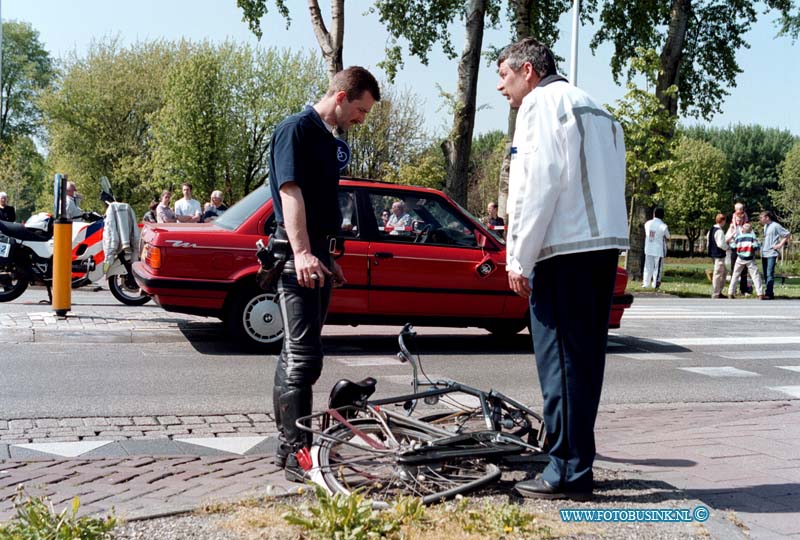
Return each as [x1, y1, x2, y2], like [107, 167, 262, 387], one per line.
[679, 367, 759, 377]
[777, 366, 800, 374]
[332, 356, 403, 367]
[768, 386, 800, 398]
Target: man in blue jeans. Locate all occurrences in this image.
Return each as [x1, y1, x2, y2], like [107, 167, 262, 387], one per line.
[759, 210, 791, 300]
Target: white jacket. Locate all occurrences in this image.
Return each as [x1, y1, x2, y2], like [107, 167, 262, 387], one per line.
[103, 202, 139, 264]
[644, 217, 670, 257]
[506, 76, 629, 276]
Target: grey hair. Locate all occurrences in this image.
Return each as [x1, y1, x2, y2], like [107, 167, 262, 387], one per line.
[497, 37, 557, 78]
[0, 192, 7, 199]
[211, 190, 223, 199]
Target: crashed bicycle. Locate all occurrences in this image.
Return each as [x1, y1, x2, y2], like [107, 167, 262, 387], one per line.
[295, 323, 546, 505]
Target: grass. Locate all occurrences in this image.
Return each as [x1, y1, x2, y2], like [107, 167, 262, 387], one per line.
[205, 490, 568, 540]
[626, 256, 800, 298]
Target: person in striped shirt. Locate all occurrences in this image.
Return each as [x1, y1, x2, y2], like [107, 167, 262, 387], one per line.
[728, 223, 765, 299]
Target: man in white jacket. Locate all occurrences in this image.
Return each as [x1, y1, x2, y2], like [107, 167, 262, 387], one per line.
[497, 38, 629, 500]
[642, 208, 670, 288]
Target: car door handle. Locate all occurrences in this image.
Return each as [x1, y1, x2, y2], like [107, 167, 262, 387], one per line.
[373, 252, 393, 266]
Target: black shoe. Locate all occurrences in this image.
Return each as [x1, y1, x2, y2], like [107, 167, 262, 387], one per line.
[283, 453, 306, 483]
[514, 476, 593, 501]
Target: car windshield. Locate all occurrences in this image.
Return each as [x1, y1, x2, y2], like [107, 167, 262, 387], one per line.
[455, 200, 505, 245]
[214, 184, 272, 231]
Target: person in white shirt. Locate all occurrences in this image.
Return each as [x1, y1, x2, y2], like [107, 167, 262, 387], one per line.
[65, 181, 84, 219]
[642, 208, 670, 288]
[496, 37, 628, 501]
[173, 183, 202, 223]
[386, 200, 411, 234]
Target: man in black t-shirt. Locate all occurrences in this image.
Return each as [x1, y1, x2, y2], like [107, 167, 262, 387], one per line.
[269, 66, 380, 482]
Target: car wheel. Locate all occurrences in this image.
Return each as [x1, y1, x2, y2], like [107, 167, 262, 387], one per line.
[484, 317, 528, 337]
[227, 287, 284, 353]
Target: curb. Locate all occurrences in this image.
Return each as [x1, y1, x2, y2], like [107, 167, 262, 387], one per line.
[0, 327, 219, 344]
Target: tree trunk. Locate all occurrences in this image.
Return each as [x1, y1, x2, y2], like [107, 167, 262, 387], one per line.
[625, 0, 690, 279]
[656, 0, 691, 118]
[442, 0, 487, 207]
[308, 0, 344, 81]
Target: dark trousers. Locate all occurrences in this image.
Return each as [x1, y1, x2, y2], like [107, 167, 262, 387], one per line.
[529, 249, 617, 490]
[730, 251, 750, 294]
[273, 249, 332, 456]
[762, 256, 777, 297]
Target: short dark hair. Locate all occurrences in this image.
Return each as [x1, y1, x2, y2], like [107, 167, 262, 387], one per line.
[181, 182, 192, 191]
[654, 208, 665, 219]
[328, 66, 381, 102]
[760, 210, 775, 222]
[497, 37, 557, 78]
[715, 213, 726, 225]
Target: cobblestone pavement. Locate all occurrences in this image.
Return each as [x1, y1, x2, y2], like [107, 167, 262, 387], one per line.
[0, 455, 297, 521]
[0, 413, 277, 446]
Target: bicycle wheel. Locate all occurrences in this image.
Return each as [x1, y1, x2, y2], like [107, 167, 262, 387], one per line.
[317, 419, 500, 505]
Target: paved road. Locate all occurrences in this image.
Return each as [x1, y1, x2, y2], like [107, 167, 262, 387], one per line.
[2, 290, 800, 538]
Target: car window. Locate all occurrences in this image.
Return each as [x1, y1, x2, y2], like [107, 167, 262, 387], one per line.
[339, 190, 359, 238]
[368, 192, 478, 248]
[214, 184, 272, 231]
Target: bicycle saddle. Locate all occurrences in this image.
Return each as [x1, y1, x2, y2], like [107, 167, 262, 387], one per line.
[328, 377, 377, 409]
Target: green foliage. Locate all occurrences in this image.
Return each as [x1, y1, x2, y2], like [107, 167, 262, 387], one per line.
[0, 487, 117, 540]
[150, 43, 325, 203]
[40, 38, 325, 216]
[371, 1, 502, 82]
[0, 21, 55, 143]
[235, 0, 290, 39]
[587, 0, 797, 120]
[347, 83, 431, 180]
[451, 498, 553, 538]
[606, 48, 677, 222]
[660, 137, 728, 253]
[40, 39, 179, 213]
[773, 141, 800, 231]
[0, 136, 48, 219]
[384, 143, 447, 190]
[681, 124, 798, 213]
[283, 485, 403, 540]
[467, 130, 505, 216]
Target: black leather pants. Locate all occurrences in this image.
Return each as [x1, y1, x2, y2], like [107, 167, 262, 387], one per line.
[272, 250, 333, 461]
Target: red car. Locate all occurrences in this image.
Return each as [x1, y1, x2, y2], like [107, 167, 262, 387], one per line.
[133, 178, 633, 351]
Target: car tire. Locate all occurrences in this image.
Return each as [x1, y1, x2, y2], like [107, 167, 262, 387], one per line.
[227, 286, 284, 354]
[484, 317, 528, 337]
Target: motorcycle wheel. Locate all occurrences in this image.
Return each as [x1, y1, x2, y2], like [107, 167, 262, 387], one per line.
[107, 274, 151, 306]
[0, 259, 29, 302]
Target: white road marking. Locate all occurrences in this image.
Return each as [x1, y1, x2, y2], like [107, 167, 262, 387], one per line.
[720, 352, 800, 359]
[776, 366, 800, 374]
[623, 315, 791, 320]
[332, 356, 403, 367]
[679, 367, 760, 377]
[614, 353, 683, 360]
[14, 440, 113, 457]
[638, 337, 800, 347]
[175, 436, 267, 455]
[382, 374, 444, 385]
[767, 386, 800, 398]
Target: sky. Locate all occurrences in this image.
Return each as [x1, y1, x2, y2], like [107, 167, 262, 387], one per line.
[3, 0, 799, 138]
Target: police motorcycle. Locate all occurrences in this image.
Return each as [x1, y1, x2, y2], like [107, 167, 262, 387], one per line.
[0, 177, 150, 306]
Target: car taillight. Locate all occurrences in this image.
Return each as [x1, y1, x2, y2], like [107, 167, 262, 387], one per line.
[144, 244, 162, 269]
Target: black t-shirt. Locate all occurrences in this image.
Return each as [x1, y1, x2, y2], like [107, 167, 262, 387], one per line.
[269, 106, 342, 241]
[0, 206, 16, 223]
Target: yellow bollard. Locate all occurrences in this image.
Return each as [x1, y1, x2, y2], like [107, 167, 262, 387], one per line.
[52, 218, 72, 316]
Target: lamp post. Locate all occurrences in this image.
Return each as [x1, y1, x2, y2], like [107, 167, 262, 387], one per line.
[569, 0, 580, 86]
